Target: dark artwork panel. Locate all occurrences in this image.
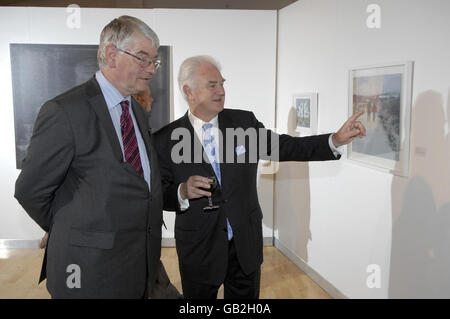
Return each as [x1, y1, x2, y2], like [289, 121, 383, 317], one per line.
[148, 45, 171, 133]
[10, 44, 99, 169]
[10, 44, 171, 169]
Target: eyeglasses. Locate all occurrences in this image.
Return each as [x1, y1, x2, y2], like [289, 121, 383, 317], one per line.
[116, 47, 162, 70]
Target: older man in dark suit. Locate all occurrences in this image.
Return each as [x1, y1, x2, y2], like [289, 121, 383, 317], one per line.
[15, 16, 164, 298]
[153, 55, 366, 299]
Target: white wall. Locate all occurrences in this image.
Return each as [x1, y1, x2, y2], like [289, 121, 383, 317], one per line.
[275, 0, 450, 298]
[0, 8, 277, 240]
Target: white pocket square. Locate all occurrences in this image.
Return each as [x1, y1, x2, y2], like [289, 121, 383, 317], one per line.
[235, 145, 246, 156]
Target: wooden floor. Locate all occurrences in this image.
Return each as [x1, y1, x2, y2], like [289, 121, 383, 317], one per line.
[0, 247, 331, 299]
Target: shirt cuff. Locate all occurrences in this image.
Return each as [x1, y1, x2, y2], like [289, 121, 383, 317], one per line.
[177, 183, 190, 211]
[329, 134, 344, 157]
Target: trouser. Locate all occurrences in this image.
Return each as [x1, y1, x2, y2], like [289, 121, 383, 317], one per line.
[181, 239, 261, 299]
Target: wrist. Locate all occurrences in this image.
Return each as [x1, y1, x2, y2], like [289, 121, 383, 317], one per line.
[332, 134, 341, 148]
[180, 183, 187, 200]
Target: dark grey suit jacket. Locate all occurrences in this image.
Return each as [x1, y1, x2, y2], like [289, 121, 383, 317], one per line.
[153, 109, 339, 286]
[15, 76, 164, 298]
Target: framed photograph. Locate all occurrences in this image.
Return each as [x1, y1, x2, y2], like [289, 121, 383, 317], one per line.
[347, 61, 414, 177]
[10, 43, 171, 169]
[294, 93, 318, 135]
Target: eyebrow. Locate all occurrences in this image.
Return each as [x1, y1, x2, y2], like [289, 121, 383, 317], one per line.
[208, 79, 226, 83]
[136, 50, 159, 59]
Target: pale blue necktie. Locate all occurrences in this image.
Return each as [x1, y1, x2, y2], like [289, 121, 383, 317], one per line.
[203, 123, 233, 241]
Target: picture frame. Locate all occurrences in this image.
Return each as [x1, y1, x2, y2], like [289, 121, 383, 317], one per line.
[347, 61, 414, 177]
[294, 92, 318, 135]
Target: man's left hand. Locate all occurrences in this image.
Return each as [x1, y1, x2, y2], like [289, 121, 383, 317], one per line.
[332, 111, 366, 147]
[39, 233, 48, 249]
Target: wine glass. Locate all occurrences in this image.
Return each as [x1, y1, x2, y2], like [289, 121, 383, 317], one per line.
[203, 176, 220, 211]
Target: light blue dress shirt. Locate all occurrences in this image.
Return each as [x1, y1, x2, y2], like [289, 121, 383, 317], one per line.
[95, 70, 151, 192]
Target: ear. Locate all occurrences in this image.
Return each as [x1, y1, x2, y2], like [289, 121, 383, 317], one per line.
[105, 44, 118, 68]
[135, 95, 144, 105]
[183, 85, 194, 101]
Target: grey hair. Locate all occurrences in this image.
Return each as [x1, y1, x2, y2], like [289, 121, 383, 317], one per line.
[178, 55, 222, 101]
[97, 15, 160, 68]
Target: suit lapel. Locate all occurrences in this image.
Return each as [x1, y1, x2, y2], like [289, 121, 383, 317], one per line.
[218, 110, 234, 191]
[86, 77, 123, 163]
[181, 112, 216, 178]
[131, 97, 152, 157]
[131, 98, 159, 192]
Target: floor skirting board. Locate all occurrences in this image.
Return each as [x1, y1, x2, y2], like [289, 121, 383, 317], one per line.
[0, 239, 40, 249]
[274, 238, 347, 299]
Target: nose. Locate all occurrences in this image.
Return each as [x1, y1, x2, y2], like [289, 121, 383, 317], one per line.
[216, 84, 225, 96]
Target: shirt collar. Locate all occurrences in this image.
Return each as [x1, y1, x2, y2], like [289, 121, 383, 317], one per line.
[95, 70, 130, 110]
[188, 110, 218, 131]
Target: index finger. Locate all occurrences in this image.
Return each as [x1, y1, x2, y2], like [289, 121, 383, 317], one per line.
[192, 175, 213, 184]
[348, 110, 364, 123]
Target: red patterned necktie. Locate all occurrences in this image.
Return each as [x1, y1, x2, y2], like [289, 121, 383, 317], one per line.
[120, 100, 144, 177]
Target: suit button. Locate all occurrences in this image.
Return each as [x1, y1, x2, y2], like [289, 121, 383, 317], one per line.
[147, 227, 151, 233]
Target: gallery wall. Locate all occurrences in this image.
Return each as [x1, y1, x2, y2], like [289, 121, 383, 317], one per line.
[0, 7, 277, 241]
[274, 0, 450, 298]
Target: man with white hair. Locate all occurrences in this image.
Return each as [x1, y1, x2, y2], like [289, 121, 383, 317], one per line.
[15, 16, 164, 298]
[153, 55, 366, 299]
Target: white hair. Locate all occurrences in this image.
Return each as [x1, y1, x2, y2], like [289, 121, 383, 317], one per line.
[97, 15, 160, 68]
[178, 55, 222, 101]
